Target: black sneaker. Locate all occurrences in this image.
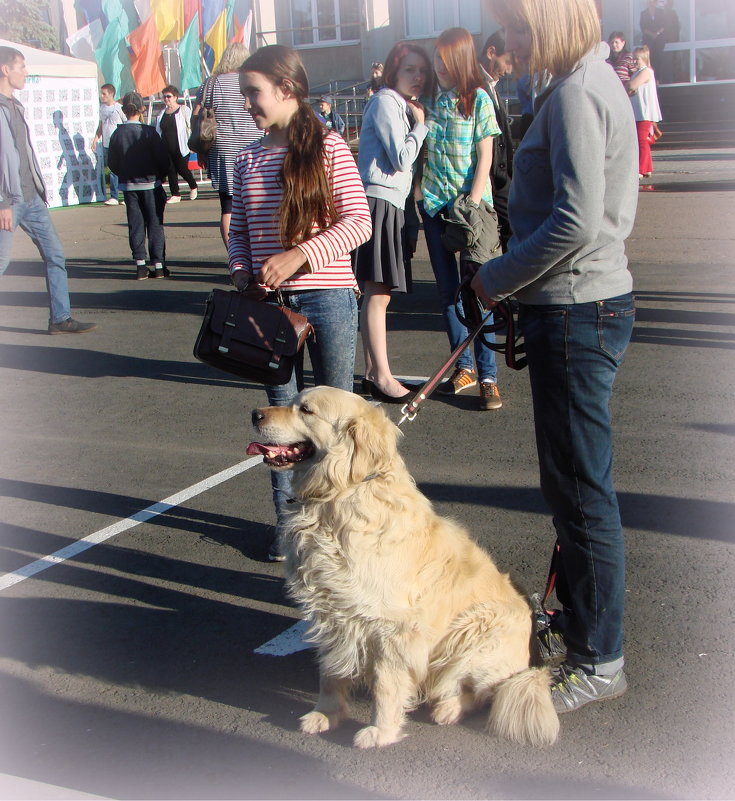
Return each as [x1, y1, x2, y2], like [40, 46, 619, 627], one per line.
[48, 318, 97, 335]
[136, 265, 149, 280]
[551, 663, 627, 714]
[153, 266, 171, 279]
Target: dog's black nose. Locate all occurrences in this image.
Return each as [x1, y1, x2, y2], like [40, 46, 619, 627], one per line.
[252, 409, 265, 425]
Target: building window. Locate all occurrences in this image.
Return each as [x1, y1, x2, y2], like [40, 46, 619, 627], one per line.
[291, 0, 360, 46]
[404, 0, 481, 38]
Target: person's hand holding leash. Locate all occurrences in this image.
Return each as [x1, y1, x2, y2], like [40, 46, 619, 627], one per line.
[470, 267, 497, 310]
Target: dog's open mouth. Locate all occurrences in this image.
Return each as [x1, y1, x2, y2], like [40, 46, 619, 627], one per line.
[246, 440, 315, 468]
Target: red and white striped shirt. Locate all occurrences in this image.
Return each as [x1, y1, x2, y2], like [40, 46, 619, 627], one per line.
[228, 131, 371, 291]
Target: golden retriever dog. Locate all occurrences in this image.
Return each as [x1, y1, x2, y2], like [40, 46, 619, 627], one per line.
[247, 386, 559, 749]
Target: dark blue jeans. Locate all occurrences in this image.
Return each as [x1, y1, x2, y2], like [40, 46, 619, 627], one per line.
[122, 186, 166, 263]
[264, 287, 358, 522]
[419, 202, 497, 382]
[520, 293, 635, 670]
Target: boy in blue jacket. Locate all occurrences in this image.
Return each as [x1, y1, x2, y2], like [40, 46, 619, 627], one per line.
[108, 92, 170, 280]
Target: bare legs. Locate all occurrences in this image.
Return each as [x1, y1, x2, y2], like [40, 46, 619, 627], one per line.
[360, 280, 410, 399]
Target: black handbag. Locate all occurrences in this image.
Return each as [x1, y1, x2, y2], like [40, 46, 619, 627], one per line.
[188, 78, 217, 158]
[193, 288, 315, 385]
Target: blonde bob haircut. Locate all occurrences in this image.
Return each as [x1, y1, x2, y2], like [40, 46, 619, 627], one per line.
[488, 0, 601, 78]
[632, 45, 651, 66]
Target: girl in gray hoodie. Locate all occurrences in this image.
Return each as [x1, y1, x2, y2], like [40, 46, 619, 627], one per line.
[354, 42, 429, 403]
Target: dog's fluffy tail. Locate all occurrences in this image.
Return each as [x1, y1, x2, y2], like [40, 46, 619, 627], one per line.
[487, 667, 559, 747]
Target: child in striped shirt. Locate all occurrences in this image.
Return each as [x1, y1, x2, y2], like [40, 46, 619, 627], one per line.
[230, 44, 371, 560]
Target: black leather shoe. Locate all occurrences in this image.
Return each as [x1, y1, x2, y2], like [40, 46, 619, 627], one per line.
[369, 383, 414, 404]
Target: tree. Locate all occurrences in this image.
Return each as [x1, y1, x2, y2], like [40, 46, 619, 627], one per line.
[0, 0, 59, 52]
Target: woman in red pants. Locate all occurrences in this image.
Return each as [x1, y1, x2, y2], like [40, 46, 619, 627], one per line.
[628, 45, 662, 178]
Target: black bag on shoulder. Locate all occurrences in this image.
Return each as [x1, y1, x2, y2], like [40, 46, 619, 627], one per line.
[188, 78, 217, 158]
[193, 289, 315, 385]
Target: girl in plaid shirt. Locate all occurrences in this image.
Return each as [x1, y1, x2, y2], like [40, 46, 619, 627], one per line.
[419, 27, 503, 411]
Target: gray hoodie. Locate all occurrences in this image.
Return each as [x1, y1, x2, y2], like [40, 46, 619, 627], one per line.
[357, 88, 427, 210]
[478, 43, 638, 305]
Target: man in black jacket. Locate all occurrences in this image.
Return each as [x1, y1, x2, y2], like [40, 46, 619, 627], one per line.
[479, 31, 515, 252]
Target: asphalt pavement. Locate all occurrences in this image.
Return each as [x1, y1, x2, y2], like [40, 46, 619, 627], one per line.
[0, 148, 734, 800]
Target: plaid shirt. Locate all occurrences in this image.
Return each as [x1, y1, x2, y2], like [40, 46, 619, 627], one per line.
[421, 87, 500, 216]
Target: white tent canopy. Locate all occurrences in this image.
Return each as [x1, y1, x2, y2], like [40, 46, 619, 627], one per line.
[0, 38, 98, 79]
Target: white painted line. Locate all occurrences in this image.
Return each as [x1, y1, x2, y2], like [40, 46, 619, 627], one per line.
[254, 619, 313, 656]
[0, 457, 264, 593]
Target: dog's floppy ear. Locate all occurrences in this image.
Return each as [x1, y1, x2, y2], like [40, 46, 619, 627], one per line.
[346, 403, 399, 484]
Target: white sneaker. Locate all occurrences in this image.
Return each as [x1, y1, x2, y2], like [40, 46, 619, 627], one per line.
[167, 195, 181, 204]
[104, 197, 119, 206]
[189, 187, 198, 200]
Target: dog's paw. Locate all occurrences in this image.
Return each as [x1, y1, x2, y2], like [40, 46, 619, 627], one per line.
[432, 697, 464, 726]
[299, 710, 333, 734]
[353, 725, 403, 749]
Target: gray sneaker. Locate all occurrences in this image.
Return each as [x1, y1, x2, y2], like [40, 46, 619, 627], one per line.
[48, 318, 97, 334]
[551, 663, 627, 714]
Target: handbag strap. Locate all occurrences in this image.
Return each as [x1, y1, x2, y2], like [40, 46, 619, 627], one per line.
[203, 77, 216, 109]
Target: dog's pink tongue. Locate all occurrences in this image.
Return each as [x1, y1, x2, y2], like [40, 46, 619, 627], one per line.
[247, 442, 290, 457]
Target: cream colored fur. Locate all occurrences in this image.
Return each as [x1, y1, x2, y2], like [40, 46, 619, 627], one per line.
[251, 386, 559, 748]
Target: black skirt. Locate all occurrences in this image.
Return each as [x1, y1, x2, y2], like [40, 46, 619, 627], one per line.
[354, 196, 411, 293]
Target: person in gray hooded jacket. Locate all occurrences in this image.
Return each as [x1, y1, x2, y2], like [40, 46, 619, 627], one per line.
[473, 0, 638, 715]
[353, 41, 429, 403]
[0, 46, 96, 334]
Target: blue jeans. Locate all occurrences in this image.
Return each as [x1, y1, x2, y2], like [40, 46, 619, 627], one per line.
[0, 195, 71, 324]
[264, 287, 358, 522]
[520, 294, 635, 670]
[102, 146, 119, 200]
[419, 202, 496, 382]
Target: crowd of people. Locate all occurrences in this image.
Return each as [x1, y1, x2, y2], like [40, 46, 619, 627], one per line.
[1, 0, 656, 722]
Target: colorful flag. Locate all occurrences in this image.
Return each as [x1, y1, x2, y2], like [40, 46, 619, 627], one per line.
[151, 0, 184, 42]
[229, 9, 253, 47]
[67, 18, 104, 61]
[96, 16, 135, 95]
[179, 11, 202, 91]
[201, 0, 225, 69]
[183, 0, 199, 29]
[77, 0, 104, 25]
[242, 8, 253, 50]
[204, 8, 227, 72]
[128, 14, 167, 97]
[226, 0, 236, 38]
[133, 0, 153, 24]
[101, 0, 139, 35]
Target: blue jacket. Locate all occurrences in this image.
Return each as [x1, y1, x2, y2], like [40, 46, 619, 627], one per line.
[107, 121, 169, 191]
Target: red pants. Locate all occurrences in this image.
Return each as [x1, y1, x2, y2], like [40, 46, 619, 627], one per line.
[636, 120, 654, 176]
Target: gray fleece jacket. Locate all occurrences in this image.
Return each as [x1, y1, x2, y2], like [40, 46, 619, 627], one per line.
[357, 88, 427, 210]
[0, 93, 46, 209]
[478, 43, 638, 305]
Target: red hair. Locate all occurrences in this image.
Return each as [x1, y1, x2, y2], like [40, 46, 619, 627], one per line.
[382, 41, 430, 93]
[433, 27, 483, 119]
